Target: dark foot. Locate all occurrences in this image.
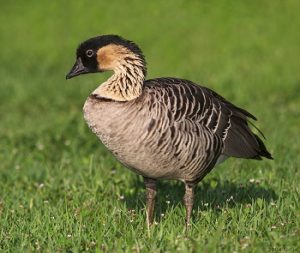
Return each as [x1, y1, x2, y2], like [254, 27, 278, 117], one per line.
[183, 182, 195, 229]
[144, 177, 157, 229]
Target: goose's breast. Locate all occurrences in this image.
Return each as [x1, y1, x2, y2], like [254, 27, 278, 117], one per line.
[83, 96, 185, 179]
[83, 97, 133, 149]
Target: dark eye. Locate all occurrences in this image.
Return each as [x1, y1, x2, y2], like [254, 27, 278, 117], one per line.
[86, 49, 94, 57]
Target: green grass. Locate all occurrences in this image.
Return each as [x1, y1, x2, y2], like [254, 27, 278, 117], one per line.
[1, 0, 300, 252]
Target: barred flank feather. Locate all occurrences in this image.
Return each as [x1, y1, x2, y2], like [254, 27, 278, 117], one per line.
[143, 78, 273, 161]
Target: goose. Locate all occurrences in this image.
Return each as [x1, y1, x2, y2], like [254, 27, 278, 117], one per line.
[66, 35, 272, 228]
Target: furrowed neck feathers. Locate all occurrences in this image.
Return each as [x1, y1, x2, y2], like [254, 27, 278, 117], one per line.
[92, 45, 146, 101]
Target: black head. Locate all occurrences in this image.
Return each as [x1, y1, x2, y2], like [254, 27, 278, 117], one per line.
[66, 35, 146, 79]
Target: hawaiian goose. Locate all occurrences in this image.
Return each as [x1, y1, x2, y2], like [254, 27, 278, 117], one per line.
[66, 35, 272, 228]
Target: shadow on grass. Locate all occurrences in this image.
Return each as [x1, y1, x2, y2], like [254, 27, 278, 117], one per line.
[124, 177, 278, 218]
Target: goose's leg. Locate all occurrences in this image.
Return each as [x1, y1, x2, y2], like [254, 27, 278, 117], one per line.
[144, 177, 157, 228]
[183, 182, 195, 229]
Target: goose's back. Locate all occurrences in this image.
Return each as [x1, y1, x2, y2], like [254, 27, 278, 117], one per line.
[144, 78, 271, 160]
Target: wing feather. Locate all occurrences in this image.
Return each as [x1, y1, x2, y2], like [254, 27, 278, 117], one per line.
[145, 78, 272, 160]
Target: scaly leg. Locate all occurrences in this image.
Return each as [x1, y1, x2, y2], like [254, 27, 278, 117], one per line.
[183, 182, 195, 229]
[144, 177, 157, 229]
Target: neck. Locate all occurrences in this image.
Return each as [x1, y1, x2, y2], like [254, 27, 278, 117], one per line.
[92, 59, 146, 101]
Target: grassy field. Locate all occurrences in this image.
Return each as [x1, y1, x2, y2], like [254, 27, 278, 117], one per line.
[0, 0, 300, 252]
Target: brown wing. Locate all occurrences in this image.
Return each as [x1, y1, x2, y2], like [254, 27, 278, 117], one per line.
[145, 78, 272, 160]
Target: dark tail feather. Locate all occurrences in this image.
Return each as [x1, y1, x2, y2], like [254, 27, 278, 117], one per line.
[249, 121, 266, 139]
[254, 134, 273, 160]
[223, 116, 273, 160]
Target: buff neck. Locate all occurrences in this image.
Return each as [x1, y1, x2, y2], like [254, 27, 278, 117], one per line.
[92, 58, 146, 101]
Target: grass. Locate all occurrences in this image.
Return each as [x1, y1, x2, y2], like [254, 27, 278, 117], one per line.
[0, 0, 300, 252]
